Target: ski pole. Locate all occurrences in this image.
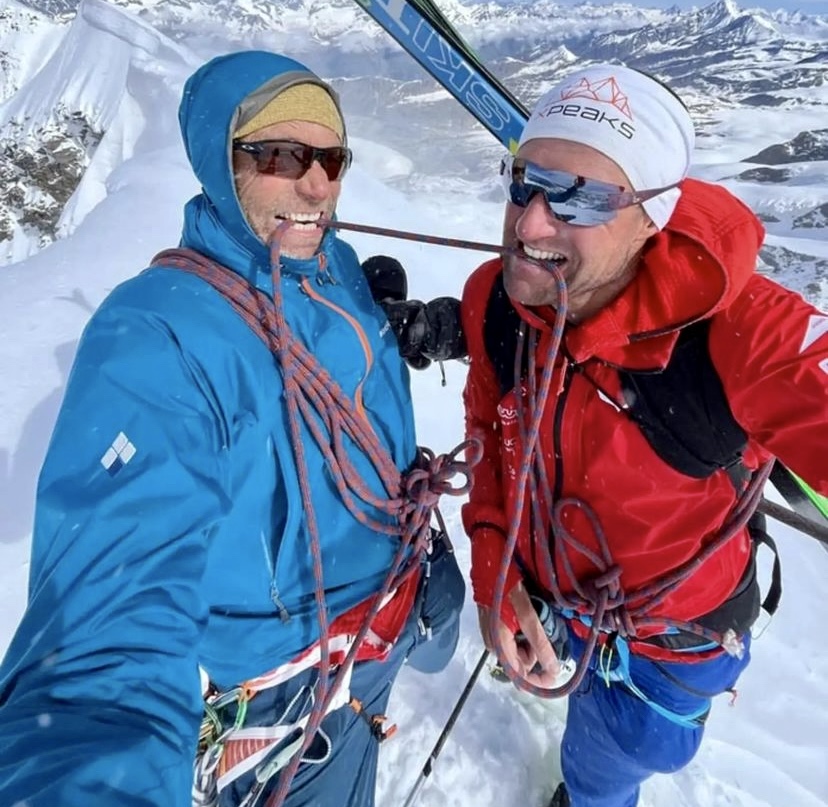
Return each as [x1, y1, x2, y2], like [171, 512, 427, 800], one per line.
[402, 648, 490, 807]
[758, 497, 828, 546]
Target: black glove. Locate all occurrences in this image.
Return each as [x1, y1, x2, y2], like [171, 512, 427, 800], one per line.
[361, 256, 467, 370]
[420, 296, 467, 362]
[382, 299, 432, 369]
[361, 255, 407, 303]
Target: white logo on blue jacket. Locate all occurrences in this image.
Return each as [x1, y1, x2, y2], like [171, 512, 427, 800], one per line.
[100, 432, 137, 476]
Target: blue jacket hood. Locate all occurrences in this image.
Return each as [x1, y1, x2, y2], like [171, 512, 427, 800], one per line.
[177, 50, 342, 283]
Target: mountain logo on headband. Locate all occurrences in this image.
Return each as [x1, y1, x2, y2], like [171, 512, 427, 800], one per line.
[559, 77, 633, 120]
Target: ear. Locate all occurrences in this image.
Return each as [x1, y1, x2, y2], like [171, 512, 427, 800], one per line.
[641, 212, 660, 237]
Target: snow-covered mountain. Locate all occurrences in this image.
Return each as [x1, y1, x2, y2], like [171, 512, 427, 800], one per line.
[1, 0, 827, 306]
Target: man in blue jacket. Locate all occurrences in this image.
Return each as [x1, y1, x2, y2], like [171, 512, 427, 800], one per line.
[0, 50, 467, 807]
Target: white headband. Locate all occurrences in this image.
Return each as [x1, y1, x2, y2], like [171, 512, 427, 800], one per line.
[519, 65, 695, 229]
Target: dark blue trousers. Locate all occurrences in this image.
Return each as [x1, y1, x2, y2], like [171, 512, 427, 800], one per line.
[561, 637, 751, 807]
[220, 541, 464, 807]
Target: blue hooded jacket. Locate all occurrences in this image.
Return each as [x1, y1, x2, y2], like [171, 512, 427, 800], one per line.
[0, 51, 417, 807]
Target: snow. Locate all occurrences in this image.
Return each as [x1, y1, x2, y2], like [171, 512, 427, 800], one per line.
[1, 1, 827, 806]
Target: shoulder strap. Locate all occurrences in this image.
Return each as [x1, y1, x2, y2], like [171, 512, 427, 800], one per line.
[749, 512, 782, 616]
[618, 320, 750, 488]
[482, 275, 749, 486]
[483, 272, 526, 396]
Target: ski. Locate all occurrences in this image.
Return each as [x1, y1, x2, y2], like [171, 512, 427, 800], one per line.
[350, 0, 828, 537]
[768, 462, 828, 545]
[352, 0, 528, 151]
[789, 469, 828, 520]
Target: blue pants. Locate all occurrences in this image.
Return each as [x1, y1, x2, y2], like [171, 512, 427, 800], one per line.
[219, 540, 464, 807]
[561, 636, 751, 807]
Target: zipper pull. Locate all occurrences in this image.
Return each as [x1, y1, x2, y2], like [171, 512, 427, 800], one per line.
[556, 356, 570, 396]
[316, 253, 336, 286]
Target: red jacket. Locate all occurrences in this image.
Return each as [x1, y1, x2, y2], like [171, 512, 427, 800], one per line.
[461, 178, 828, 660]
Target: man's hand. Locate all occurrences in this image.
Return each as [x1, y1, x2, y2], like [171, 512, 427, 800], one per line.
[421, 297, 467, 362]
[478, 582, 561, 688]
[360, 254, 467, 369]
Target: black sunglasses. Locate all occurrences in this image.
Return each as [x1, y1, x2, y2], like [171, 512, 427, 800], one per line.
[232, 139, 352, 181]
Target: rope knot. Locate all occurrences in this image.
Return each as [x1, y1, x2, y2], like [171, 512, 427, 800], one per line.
[585, 565, 624, 603]
[578, 567, 635, 636]
[400, 439, 481, 510]
[397, 439, 482, 546]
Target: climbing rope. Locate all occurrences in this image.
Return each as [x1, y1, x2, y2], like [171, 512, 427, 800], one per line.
[481, 261, 770, 698]
[323, 219, 773, 702]
[153, 224, 480, 807]
[158, 212, 771, 802]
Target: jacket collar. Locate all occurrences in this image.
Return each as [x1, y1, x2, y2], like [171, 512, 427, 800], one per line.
[181, 193, 340, 294]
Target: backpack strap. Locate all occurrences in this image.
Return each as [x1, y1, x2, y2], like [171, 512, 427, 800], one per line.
[482, 275, 750, 488]
[483, 272, 526, 397]
[748, 512, 782, 616]
[618, 320, 751, 490]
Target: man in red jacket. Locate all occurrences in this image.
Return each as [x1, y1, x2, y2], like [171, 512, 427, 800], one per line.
[461, 64, 828, 807]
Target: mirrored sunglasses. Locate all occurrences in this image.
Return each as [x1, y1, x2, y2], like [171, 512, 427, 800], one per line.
[233, 139, 353, 181]
[500, 155, 678, 227]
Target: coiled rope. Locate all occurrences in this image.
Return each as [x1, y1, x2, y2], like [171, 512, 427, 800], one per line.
[154, 223, 480, 807]
[323, 219, 771, 703]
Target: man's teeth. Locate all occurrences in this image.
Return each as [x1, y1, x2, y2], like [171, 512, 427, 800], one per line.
[524, 245, 565, 262]
[278, 212, 322, 231]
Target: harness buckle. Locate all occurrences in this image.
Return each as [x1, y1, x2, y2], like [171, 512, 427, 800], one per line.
[349, 697, 398, 742]
[370, 713, 397, 741]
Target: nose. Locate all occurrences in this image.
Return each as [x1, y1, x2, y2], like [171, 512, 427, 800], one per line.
[295, 158, 334, 202]
[514, 192, 564, 243]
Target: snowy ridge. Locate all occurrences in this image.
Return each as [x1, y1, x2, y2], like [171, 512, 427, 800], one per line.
[0, 0, 195, 134]
[0, 0, 61, 104]
[0, 0, 201, 262]
[2, 3, 131, 134]
[1, 0, 827, 299]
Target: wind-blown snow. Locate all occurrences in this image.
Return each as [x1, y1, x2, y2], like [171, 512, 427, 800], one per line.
[0, 2, 826, 806]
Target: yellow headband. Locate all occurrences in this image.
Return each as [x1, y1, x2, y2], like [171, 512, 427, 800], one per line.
[235, 83, 344, 140]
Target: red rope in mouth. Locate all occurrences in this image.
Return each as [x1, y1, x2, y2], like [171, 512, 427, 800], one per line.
[320, 217, 522, 259]
[319, 217, 575, 695]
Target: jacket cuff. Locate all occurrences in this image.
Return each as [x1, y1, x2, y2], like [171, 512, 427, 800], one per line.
[470, 524, 522, 633]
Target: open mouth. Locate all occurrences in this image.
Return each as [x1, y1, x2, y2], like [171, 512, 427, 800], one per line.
[275, 212, 323, 231]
